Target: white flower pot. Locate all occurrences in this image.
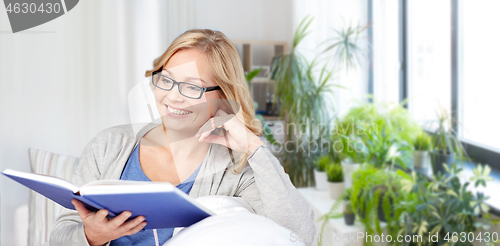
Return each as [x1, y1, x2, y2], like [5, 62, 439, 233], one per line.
[328, 181, 345, 200]
[314, 170, 328, 191]
[413, 151, 429, 169]
[342, 163, 360, 189]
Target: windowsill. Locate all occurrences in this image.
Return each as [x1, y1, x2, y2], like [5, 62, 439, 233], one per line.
[415, 162, 500, 216]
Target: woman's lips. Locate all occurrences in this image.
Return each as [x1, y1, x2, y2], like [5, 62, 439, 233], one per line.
[165, 105, 193, 117]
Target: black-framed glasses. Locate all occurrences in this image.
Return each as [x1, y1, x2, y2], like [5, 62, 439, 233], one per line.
[152, 70, 221, 99]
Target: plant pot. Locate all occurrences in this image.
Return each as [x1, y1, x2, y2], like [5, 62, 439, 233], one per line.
[327, 181, 345, 200]
[430, 151, 455, 175]
[357, 186, 395, 222]
[344, 213, 355, 226]
[342, 163, 360, 189]
[314, 170, 328, 191]
[412, 151, 429, 169]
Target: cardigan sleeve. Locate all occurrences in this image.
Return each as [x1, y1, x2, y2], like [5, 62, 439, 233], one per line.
[237, 145, 316, 245]
[48, 129, 114, 246]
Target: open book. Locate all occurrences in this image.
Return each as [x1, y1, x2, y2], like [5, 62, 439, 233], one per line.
[2, 169, 214, 229]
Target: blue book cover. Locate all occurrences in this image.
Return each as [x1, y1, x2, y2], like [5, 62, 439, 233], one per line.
[2, 169, 213, 229]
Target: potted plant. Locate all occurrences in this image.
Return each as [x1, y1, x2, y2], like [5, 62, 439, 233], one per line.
[412, 131, 431, 169]
[333, 128, 367, 188]
[350, 164, 402, 236]
[396, 163, 497, 245]
[314, 155, 329, 191]
[270, 16, 337, 187]
[342, 188, 355, 225]
[430, 110, 466, 175]
[343, 200, 355, 226]
[326, 163, 344, 199]
[334, 102, 420, 174]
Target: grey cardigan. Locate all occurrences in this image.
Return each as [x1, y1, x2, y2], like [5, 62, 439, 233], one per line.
[49, 123, 315, 246]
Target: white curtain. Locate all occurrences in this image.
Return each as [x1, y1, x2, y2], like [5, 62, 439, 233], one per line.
[292, 0, 370, 118]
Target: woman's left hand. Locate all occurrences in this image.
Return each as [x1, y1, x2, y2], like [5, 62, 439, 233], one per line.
[195, 109, 264, 155]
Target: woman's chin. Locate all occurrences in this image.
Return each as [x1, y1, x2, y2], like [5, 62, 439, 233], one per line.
[161, 117, 199, 134]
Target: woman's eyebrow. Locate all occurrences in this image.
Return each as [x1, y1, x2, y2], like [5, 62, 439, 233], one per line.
[185, 76, 206, 83]
[162, 70, 206, 83]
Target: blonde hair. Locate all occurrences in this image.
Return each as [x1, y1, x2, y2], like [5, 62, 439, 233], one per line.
[145, 29, 263, 172]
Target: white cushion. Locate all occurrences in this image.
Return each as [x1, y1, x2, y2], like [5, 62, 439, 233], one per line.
[167, 196, 304, 246]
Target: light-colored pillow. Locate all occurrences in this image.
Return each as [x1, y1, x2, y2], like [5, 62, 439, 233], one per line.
[28, 148, 78, 246]
[167, 196, 304, 246]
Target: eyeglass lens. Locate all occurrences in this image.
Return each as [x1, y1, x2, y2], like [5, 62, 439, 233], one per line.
[153, 74, 204, 99]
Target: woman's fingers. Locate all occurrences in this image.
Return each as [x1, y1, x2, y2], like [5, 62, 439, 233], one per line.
[109, 211, 132, 228]
[121, 215, 147, 233]
[195, 113, 234, 137]
[123, 220, 148, 236]
[93, 209, 109, 223]
[72, 199, 93, 220]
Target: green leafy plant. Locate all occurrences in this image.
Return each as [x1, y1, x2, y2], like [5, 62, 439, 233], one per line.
[315, 155, 329, 172]
[350, 164, 404, 242]
[244, 67, 263, 89]
[271, 16, 337, 187]
[414, 131, 432, 151]
[364, 128, 409, 169]
[471, 164, 494, 188]
[323, 161, 498, 246]
[342, 187, 353, 201]
[432, 108, 465, 157]
[333, 101, 419, 168]
[344, 200, 354, 214]
[396, 163, 498, 246]
[322, 21, 370, 70]
[326, 163, 344, 182]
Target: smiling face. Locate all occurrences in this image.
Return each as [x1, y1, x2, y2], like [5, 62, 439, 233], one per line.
[154, 48, 222, 134]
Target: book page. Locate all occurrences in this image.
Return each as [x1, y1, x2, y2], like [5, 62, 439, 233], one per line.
[79, 180, 175, 195]
[2, 169, 80, 193]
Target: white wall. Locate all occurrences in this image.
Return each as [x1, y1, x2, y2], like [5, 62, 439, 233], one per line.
[0, 0, 294, 245]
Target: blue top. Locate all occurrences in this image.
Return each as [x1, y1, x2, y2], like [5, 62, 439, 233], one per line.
[110, 142, 202, 246]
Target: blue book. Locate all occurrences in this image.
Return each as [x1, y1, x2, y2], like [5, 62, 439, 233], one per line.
[2, 169, 214, 229]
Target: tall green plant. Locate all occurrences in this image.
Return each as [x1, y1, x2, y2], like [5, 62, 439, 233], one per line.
[322, 21, 369, 70]
[432, 108, 465, 157]
[271, 16, 335, 186]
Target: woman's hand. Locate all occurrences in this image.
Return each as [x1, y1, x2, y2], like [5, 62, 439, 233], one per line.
[72, 199, 147, 246]
[195, 109, 264, 155]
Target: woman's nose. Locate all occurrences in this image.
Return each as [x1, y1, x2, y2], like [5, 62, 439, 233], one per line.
[166, 84, 185, 102]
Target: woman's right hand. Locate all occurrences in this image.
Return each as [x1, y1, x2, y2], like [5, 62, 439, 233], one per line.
[72, 199, 147, 246]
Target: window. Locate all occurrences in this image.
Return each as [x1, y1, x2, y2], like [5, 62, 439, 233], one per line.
[461, 0, 500, 151]
[407, 0, 451, 127]
[372, 0, 399, 104]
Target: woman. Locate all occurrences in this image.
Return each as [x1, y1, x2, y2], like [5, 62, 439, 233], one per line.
[49, 29, 315, 246]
